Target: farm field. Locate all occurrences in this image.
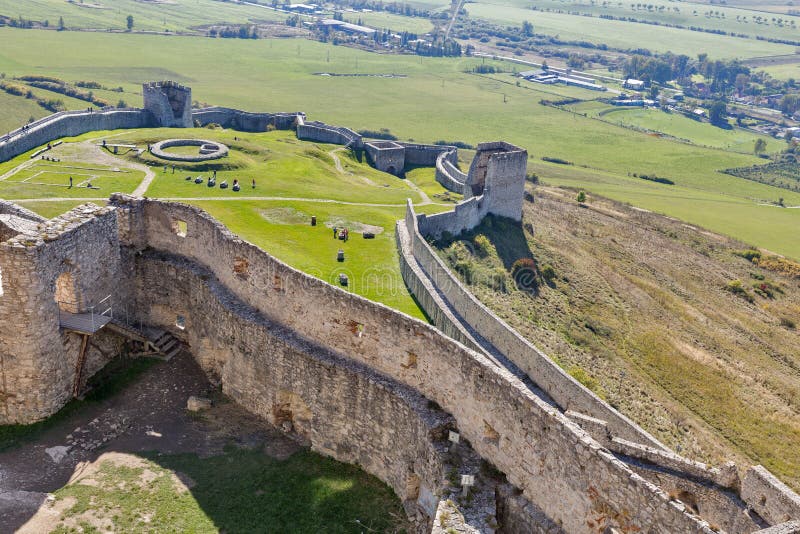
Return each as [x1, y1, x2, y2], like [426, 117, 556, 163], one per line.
[0, 0, 285, 32]
[0, 29, 797, 258]
[345, 11, 435, 33]
[567, 101, 775, 153]
[465, 2, 797, 59]
[496, 0, 800, 42]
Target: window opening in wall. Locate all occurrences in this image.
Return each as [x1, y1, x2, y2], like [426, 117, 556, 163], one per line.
[55, 271, 79, 313]
[176, 315, 186, 330]
[233, 257, 249, 278]
[172, 219, 188, 238]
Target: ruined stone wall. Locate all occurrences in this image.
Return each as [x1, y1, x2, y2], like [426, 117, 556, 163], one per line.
[743, 466, 800, 525]
[482, 150, 529, 221]
[131, 250, 451, 523]
[434, 151, 467, 194]
[417, 197, 484, 238]
[297, 121, 362, 147]
[142, 81, 192, 128]
[397, 143, 456, 167]
[402, 202, 666, 449]
[0, 204, 129, 423]
[108, 195, 716, 533]
[192, 107, 301, 131]
[365, 141, 405, 175]
[0, 109, 154, 163]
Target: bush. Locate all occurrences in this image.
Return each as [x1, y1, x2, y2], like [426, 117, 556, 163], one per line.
[734, 249, 761, 261]
[473, 234, 491, 257]
[358, 128, 397, 140]
[779, 316, 796, 329]
[511, 258, 538, 291]
[490, 268, 507, 292]
[454, 260, 474, 284]
[724, 279, 754, 302]
[576, 191, 586, 203]
[541, 264, 556, 283]
[542, 156, 573, 165]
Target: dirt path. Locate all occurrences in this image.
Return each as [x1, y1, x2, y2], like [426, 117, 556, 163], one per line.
[0, 352, 300, 533]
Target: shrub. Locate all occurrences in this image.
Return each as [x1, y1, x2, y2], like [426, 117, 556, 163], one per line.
[779, 316, 796, 329]
[454, 260, 474, 284]
[576, 190, 586, 203]
[511, 258, 538, 291]
[568, 366, 605, 398]
[541, 264, 556, 283]
[358, 128, 397, 140]
[724, 279, 754, 302]
[734, 249, 761, 261]
[473, 234, 491, 257]
[490, 268, 507, 292]
[542, 156, 573, 165]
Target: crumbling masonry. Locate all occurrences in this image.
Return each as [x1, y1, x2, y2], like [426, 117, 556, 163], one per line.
[0, 83, 799, 533]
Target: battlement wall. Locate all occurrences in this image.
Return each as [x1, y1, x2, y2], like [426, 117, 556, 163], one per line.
[192, 107, 302, 131]
[132, 249, 451, 527]
[297, 121, 363, 147]
[434, 150, 467, 194]
[0, 109, 154, 163]
[402, 201, 665, 449]
[0, 204, 130, 422]
[107, 195, 716, 533]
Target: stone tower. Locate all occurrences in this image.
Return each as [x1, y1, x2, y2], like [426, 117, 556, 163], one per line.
[464, 141, 528, 221]
[142, 81, 192, 128]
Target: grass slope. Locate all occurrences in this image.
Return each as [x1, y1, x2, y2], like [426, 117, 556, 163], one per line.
[0, 30, 798, 258]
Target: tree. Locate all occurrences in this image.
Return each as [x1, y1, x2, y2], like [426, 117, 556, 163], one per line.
[522, 20, 534, 36]
[754, 138, 767, 156]
[708, 101, 727, 125]
[127, 15, 134, 31]
[780, 94, 799, 116]
[58, 16, 64, 31]
[117, 99, 127, 108]
[576, 190, 586, 203]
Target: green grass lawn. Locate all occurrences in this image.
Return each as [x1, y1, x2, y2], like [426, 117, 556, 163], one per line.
[51, 448, 407, 534]
[348, 11, 435, 33]
[0, 160, 144, 199]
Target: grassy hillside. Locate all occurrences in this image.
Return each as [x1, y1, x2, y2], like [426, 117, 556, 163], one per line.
[433, 187, 800, 487]
[1, 29, 798, 257]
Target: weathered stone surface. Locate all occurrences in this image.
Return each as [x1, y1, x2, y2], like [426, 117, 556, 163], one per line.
[186, 396, 212, 412]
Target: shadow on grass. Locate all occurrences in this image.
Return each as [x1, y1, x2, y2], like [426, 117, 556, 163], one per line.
[141, 447, 407, 534]
[0, 357, 156, 452]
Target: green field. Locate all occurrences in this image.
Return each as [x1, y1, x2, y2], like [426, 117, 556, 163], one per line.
[465, 2, 797, 59]
[496, 0, 800, 42]
[0, 126, 453, 318]
[0, 160, 144, 199]
[0, 0, 285, 32]
[567, 101, 775, 154]
[0, 29, 799, 260]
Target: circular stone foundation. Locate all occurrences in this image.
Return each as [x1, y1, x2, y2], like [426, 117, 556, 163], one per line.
[149, 139, 229, 162]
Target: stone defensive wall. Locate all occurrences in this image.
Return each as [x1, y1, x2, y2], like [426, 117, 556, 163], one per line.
[400, 201, 663, 449]
[0, 108, 154, 164]
[108, 195, 722, 533]
[191, 107, 302, 131]
[0, 205, 131, 421]
[149, 139, 229, 162]
[435, 149, 467, 194]
[395, 201, 800, 532]
[296, 120, 363, 148]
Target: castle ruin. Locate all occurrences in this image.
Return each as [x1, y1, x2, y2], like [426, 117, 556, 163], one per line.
[0, 83, 799, 533]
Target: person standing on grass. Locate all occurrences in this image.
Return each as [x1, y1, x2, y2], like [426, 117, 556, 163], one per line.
[252, 178, 256, 189]
[69, 176, 72, 188]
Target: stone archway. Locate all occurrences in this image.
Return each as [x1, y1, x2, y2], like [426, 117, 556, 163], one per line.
[54, 271, 80, 313]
